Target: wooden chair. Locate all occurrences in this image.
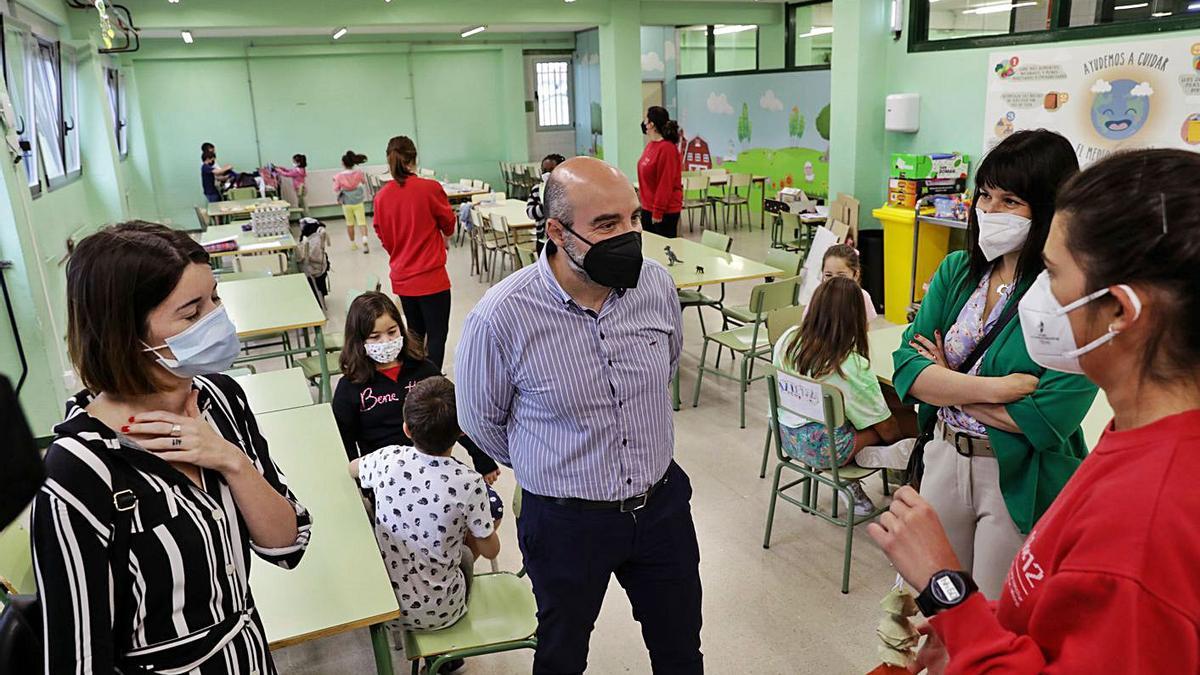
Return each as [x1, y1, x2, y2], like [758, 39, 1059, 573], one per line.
[681, 175, 710, 233]
[715, 174, 752, 231]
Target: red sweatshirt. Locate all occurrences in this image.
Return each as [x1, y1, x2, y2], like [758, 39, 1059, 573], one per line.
[930, 409, 1200, 673]
[372, 176, 456, 297]
[637, 139, 683, 221]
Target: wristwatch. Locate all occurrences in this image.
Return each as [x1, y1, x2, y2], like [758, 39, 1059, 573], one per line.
[916, 570, 978, 617]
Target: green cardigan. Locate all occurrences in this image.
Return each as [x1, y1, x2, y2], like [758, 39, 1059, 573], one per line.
[892, 251, 1098, 534]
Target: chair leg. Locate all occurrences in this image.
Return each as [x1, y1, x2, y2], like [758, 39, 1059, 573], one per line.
[841, 498, 856, 594]
[760, 421, 772, 479]
[763, 462, 784, 548]
[691, 339, 710, 408]
[738, 355, 749, 428]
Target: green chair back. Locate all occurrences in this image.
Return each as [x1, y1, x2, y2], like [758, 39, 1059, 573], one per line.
[517, 246, 536, 268]
[227, 187, 258, 201]
[749, 276, 801, 316]
[216, 269, 272, 282]
[766, 305, 806, 345]
[700, 230, 732, 253]
[765, 249, 803, 277]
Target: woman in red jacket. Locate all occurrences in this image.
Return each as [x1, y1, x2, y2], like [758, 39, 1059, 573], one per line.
[372, 135, 456, 369]
[637, 106, 682, 238]
[870, 149, 1200, 673]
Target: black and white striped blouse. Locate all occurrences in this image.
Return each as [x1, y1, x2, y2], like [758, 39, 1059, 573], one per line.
[31, 374, 312, 675]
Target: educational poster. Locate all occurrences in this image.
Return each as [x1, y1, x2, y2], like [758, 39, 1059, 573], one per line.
[983, 34, 1200, 164]
[676, 69, 831, 198]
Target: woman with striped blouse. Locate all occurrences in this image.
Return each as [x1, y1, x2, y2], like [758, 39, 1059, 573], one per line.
[32, 222, 312, 674]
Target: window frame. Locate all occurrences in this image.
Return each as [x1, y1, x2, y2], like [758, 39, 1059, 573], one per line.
[675, 24, 763, 80]
[784, 0, 835, 71]
[104, 66, 128, 159]
[532, 55, 574, 131]
[908, 0, 1200, 53]
[1, 20, 41, 197]
[31, 37, 72, 191]
[61, 44, 80, 180]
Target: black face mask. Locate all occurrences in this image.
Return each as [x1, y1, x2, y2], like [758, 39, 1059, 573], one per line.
[640, 121, 648, 135]
[562, 225, 643, 289]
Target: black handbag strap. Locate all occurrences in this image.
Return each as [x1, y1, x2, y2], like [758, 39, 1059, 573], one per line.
[97, 446, 144, 673]
[956, 297, 1021, 375]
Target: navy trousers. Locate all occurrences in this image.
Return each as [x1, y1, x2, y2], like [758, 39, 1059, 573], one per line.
[517, 462, 704, 675]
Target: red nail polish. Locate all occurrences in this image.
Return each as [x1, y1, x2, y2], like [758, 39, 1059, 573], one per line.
[128, 416, 135, 423]
[120, 425, 130, 433]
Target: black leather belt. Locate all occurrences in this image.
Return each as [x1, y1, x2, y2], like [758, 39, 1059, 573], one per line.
[528, 472, 669, 512]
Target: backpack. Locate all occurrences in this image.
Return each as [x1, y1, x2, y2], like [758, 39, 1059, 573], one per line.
[0, 447, 141, 674]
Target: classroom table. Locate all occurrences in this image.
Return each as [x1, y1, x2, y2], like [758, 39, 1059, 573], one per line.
[219, 275, 333, 401]
[207, 197, 292, 219]
[475, 198, 535, 230]
[250, 404, 399, 675]
[867, 322, 1114, 447]
[233, 367, 313, 414]
[441, 182, 489, 204]
[199, 223, 297, 259]
[644, 231, 785, 410]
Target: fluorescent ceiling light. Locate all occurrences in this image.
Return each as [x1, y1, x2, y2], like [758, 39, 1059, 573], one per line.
[332, 26, 348, 39]
[1189, 1, 1200, 9]
[461, 25, 486, 38]
[565, 0, 576, 3]
[963, 1, 1036, 14]
[1114, 2, 1148, 8]
[713, 24, 756, 35]
[796, 26, 834, 39]
[168, 0, 180, 4]
[181, 30, 193, 43]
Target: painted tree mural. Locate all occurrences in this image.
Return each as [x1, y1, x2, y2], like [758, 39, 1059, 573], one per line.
[736, 102, 752, 145]
[815, 102, 831, 161]
[590, 101, 604, 157]
[788, 106, 806, 145]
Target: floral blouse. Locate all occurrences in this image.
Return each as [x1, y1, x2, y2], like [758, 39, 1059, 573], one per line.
[939, 268, 1014, 437]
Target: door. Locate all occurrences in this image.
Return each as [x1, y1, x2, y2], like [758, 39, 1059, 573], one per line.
[524, 53, 576, 162]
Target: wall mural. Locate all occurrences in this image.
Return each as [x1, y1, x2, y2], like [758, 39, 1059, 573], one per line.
[574, 29, 602, 158]
[677, 69, 831, 199]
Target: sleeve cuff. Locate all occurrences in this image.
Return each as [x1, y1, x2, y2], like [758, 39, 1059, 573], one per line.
[928, 592, 1001, 650]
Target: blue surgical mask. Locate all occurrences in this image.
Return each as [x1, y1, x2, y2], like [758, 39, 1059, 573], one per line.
[142, 305, 241, 378]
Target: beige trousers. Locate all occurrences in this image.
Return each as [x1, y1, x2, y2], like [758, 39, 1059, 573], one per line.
[919, 423, 1026, 599]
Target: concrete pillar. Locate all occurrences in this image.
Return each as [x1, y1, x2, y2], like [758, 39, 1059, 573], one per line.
[599, 0, 643, 178]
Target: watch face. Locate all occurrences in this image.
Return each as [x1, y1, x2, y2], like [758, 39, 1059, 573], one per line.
[932, 574, 965, 604]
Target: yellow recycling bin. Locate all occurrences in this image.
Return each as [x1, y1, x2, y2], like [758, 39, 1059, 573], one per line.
[874, 205, 951, 324]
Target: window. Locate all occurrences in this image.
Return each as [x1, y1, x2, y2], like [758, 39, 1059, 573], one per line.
[676, 24, 760, 76]
[30, 39, 66, 187]
[3, 25, 39, 193]
[62, 47, 79, 176]
[911, 0, 1200, 50]
[104, 67, 127, 158]
[787, 1, 834, 67]
[534, 59, 573, 129]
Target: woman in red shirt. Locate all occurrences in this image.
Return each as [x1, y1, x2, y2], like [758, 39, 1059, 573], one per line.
[637, 106, 682, 238]
[870, 148, 1200, 673]
[372, 135, 456, 369]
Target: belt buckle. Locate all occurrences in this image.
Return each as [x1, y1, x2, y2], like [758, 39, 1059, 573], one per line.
[953, 432, 974, 458]
[620, 492, 649, 513]
[113, 489, 137, 512]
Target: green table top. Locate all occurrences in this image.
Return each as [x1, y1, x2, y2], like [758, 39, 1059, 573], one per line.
[207, 198, 291, 218]
[233, 368, 313, 414]
[866, 322, 1113, 447]
[200, 223, 297, 258]
[643, 232, 783, 289]
[0, 515, 34, 595]
[219, 274, 327, 338]
[476, 199, 534, 229]
[250, 404, 399, 647]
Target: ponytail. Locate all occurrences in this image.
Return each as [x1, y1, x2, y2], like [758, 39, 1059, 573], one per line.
[646, 106, 679, 143]
[660, 120, 681, 144]
[341, 150, 367, 170]
[386, 136, 418, 187]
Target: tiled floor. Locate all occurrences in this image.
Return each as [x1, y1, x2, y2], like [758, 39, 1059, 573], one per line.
[270, 211, 896, 674]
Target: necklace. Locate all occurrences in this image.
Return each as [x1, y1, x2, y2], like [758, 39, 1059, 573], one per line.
[994, 266, 1014, 296]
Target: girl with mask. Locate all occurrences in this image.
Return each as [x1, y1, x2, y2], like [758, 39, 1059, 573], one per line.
[890, 130, 1097, 599]
[637, 106, 683, 238]
[33, 222, 311, 674]
[871, 148, 1200, 673]
[332, 291, 501, 485]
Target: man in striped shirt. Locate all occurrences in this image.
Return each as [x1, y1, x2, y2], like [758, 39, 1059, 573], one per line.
[456, 156, 702, 674]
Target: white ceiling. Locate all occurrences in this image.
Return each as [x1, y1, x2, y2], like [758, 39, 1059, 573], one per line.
[139, 24, 595, 39]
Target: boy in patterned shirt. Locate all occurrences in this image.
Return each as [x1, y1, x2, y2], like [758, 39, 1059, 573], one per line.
[349, 376, 502, 632]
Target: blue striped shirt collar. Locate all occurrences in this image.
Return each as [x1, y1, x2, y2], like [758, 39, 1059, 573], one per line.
[536, 247, 627, 311]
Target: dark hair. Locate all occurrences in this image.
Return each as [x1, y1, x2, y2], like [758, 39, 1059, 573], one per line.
[292, 153, 307, 168]
[339, 291, 425, 384]
[965, 129, 1078, 289]
[201, 151, 215, 162]
[822, 244, 860, 277]
[386, 136, 418, 186]
[201, 142, 214, 153]
[1056, 149, 1200, 382]
[646, 106, 680, 144]
[541, 154, 566, 171]
[341, 150, 367, 169]
[67, 222, 210, 396]
[403, 377, 460, 454]
[785, 276, 869, 380]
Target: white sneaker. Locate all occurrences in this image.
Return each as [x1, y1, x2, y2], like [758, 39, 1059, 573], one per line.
[855, 438, 917, 471]
[838, 481, 876, 518]
[362, 243, 370, 254]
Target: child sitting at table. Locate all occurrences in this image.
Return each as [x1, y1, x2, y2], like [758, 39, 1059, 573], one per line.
[335, 150, 370, 253]
[275, 153, 308, 197]
[348, 376, 502, 637]
[774, 276, 912, 516]
[806, 244, 878, 323]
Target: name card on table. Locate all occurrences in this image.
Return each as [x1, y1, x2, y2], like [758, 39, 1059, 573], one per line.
[776, 371, 825, 423]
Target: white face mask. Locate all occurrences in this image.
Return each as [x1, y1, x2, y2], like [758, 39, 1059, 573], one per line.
[976, 209, 1033, 261]
[364, 336, 404, 364]
[1018, 270, 1142, 374]
[142, 305, 241, 378]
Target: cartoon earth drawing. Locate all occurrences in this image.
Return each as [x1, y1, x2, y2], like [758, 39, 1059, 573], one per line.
[994, 55, 1019, 79]
[1090, 79, 1151, 141]
[995, 116, 1015, 138]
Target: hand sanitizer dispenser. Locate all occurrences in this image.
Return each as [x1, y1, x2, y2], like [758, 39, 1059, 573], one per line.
[885, 94, 920, 133]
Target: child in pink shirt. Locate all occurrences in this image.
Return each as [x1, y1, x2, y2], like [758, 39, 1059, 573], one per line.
[335, 150, 369, 252]
[275, 153, 308, 196]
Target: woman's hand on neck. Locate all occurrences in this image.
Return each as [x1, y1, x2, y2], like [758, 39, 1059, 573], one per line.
[90, 376, 194, 432]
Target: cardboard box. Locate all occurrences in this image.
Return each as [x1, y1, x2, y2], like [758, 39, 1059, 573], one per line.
[891, 153, 969, 180]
